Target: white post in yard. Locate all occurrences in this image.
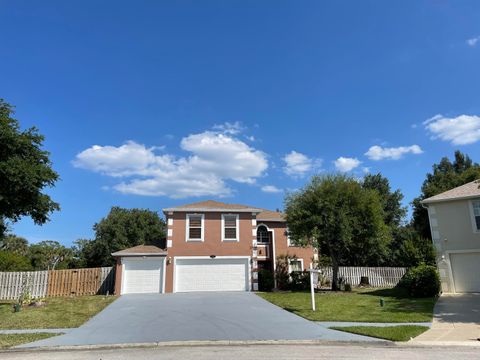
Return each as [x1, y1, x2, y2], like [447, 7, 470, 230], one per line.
[309, 269, 318, 311]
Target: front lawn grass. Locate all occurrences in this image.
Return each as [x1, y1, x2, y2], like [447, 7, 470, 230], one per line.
[0, 295, 117, 329]
[0, 333, 59, 349]
[257, 287, 435, 323]
[330, 325, 430, 341]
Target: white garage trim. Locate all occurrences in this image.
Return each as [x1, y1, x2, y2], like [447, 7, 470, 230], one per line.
[446, 249, 480, 294]
[121, 256, 166, 295]
[173, 256, 251, 293]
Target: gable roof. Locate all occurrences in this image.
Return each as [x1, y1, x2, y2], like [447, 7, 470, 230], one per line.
[163, 200, 263, 213]
[422, 180, 480, 204]
[111, 245, 167, 257]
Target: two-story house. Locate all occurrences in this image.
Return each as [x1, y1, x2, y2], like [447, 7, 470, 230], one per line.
[113, 200, 316, 294]
[422, 180, 480, 293]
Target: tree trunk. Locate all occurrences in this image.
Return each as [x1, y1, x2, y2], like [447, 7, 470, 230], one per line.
[331, 256, 339, 291]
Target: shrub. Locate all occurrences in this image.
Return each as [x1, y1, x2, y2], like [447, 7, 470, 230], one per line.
[344, 283, 352, 292]
[275, 255, 291, 290]
[258, 269, 274, 291]
[289, 271, 310, 291]
[398, 264, 440, 297]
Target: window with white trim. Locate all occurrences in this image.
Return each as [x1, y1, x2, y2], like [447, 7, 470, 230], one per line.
[222, 214, 239, 241]
[288, 258, 303, 273]
[257, 225, 270, 244]
[186, 214, 204, 241]
[472, 201, 480, 231]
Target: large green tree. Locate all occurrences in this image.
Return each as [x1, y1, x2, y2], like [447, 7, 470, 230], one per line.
[362, 173, 406, 229]
[0, 99, 60, 237]
[28, 240, 74, 270]
[0, 250, 32, 271]
[0, 234, 29, 256]
[284, 175, 390, 290]
[412, 151, 480, 238]
[78, 207, 166, 267]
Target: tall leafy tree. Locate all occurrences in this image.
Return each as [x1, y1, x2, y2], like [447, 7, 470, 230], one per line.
[79, 207, 166, 267]
[0, 99, 60, 237]
[284, 175, 390, 290]
[0, 250, 32, 271]
[362, 173, 406, 229]
[0, 234, 29, 256]
[28, 240, 73, 270]
[412, 151, 480, 238]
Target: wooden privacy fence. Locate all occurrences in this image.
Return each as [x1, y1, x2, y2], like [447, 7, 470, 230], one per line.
[316, 266, 407, 288]
[0, 267, 115, 300]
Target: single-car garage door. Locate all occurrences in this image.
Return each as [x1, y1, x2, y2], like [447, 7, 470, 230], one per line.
[450, 252, 480, 293]
[122, 257, 165, 294]
[175, 257, 249, 292]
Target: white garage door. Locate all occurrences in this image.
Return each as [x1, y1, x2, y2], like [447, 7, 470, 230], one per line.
[450, 252, 480, 293]
[175, 257, 249, 292]
[122, 257, 164, 294]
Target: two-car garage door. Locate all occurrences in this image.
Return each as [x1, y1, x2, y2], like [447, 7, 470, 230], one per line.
[175, 258, 249, 292]
[450, 252, 480, 293]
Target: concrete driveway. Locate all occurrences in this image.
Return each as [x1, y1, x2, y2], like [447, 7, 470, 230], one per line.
[412, 294, 480, 343]
[19, 292, 379, 348]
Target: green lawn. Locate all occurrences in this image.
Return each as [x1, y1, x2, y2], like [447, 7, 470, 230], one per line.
[0, 333, 60, 349]
[257, 288, 436, 323]
[330, 325, 430, 341]
[0, 296, 117, 329]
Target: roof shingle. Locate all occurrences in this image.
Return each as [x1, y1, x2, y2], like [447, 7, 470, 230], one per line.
[422, 180, 480, 204]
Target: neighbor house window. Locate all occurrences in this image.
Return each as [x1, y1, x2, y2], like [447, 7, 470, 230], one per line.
[257, 225, 269, 243]
[288, 259, 303, 273]
[472, 201, 480, 231]
[186, 214, 204, 241]
[286, 227, 293, 247]
[222, 214, 239, 241]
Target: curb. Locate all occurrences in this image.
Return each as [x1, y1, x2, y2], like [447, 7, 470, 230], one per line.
[6, 339, 393, 352]
[403, 340, 480, 348]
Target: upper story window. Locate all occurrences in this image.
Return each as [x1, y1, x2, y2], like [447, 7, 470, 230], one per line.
[222, 214, 239, 241]
[186, 214, 204, 241]
[471, 201, 480, 232]
[257, 225, 270, 244]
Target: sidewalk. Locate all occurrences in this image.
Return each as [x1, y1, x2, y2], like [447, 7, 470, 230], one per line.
[0, 329, 70, 334]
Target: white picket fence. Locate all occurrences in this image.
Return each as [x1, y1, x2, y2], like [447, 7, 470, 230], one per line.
[0, 267, 114, 300]
[0, 271, 48, 300]
[316, 266, 407, 287]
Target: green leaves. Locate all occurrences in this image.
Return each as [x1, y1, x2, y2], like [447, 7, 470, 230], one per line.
[0, 99, 59, 235]
[284, 174, 391, 289]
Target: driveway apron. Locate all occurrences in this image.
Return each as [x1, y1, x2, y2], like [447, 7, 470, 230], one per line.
[412, 294, 480, 343]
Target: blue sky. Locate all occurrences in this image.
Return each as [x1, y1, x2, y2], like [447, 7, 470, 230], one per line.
[1, 1, 480, 246]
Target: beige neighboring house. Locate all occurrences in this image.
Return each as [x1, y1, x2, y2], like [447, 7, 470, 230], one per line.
[422, 180, 480, 293]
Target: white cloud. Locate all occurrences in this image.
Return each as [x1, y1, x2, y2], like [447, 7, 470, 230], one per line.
[334, 157, 361, 172]
[73, 131, 268, 198]
[365, 145, 423, 161]
[424, 114, 480, 145]
[466, 36, 480, 47]
[212, 121, 244, 135]
[283, 151, 321, 177]
[261, 185, 282, 193]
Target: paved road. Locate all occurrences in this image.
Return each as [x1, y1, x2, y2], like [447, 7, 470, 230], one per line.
[4, 344, 480, 360]
[412, 294, 480, 343]
[19, 292, 378, 348]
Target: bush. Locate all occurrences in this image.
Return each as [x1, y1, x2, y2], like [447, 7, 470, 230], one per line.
[0, 251, 32, 271]
[398, 264, 440, 297]
[258, 269, 274, 291]
[289, 271, 310, 291]
[275, 255, 291, 290]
